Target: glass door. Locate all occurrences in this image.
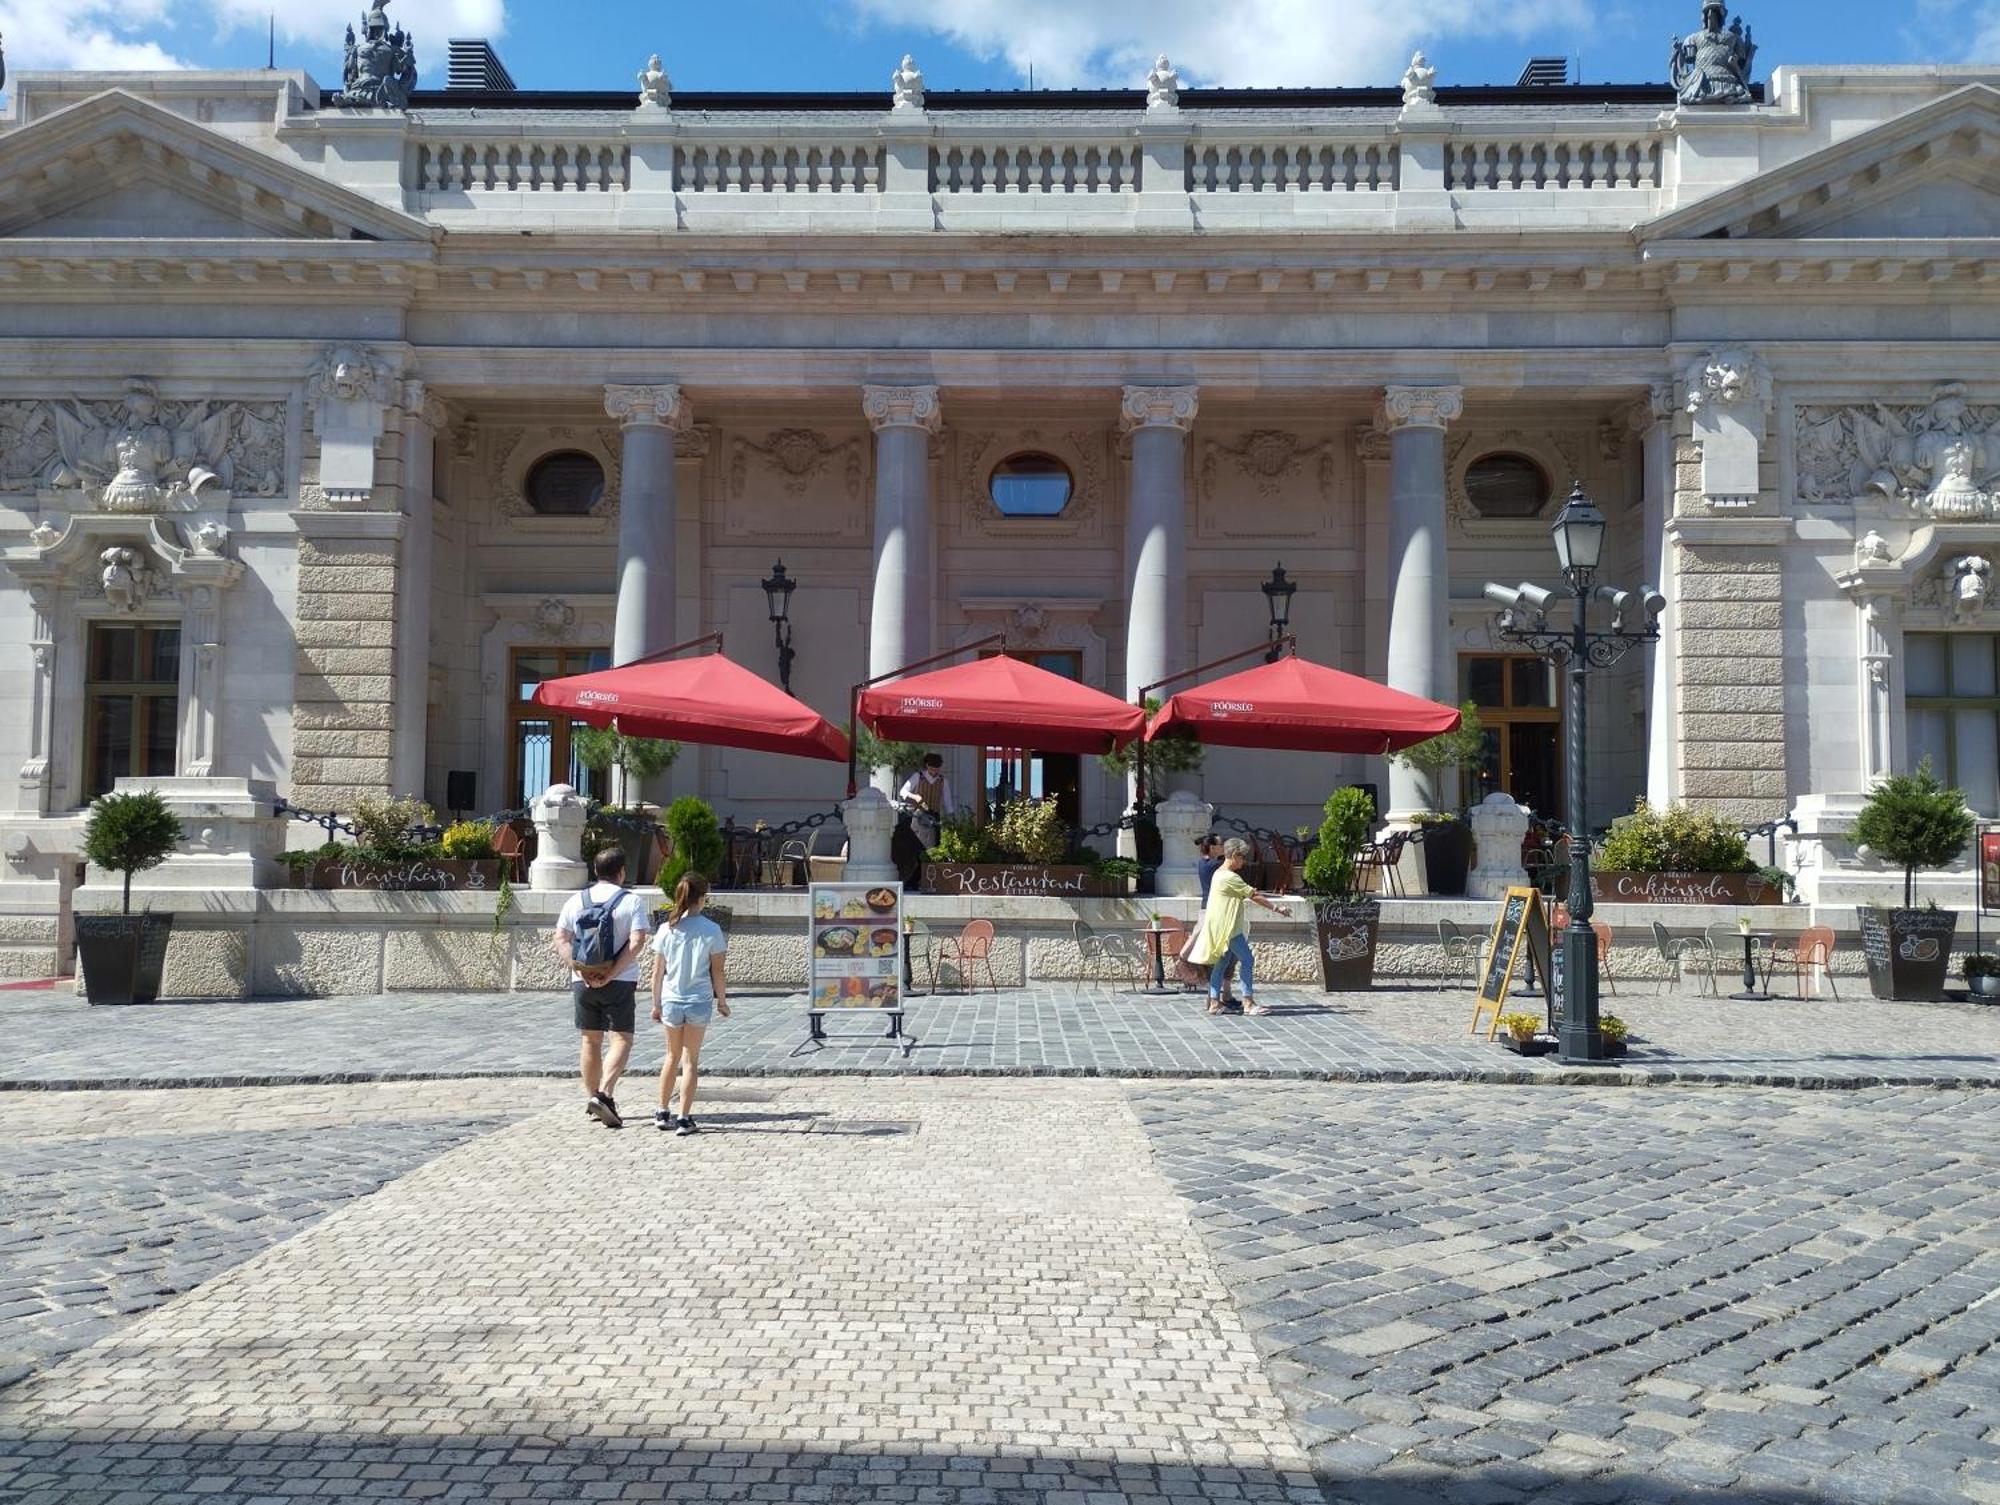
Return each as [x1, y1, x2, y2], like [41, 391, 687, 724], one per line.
[977, 649, 1084, 828]
[508, 646, 612, 807]
[1459, 653, 1562, 818]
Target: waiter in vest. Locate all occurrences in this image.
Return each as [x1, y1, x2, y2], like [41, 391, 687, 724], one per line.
[896, 753, 956, 852]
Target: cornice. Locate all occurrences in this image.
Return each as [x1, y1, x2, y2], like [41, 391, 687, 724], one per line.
[0, 238, 436, 297]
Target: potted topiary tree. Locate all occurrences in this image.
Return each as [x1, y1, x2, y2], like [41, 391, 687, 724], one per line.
[1852, 760, 1975, 1001]
[76, 790, 185, 1005]
[1302, 785, 1380, 990]
[1387, 700, 1486, 896]
[660, 795, 726, 893]
[574, 726, 680, 884]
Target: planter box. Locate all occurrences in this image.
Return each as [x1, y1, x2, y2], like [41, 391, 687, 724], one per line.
[1501, 1035, 1554, 1056]
[1418, 820, 1472, 897]
[1312, 899, 1380, 991]
[76, 913, 174, 1005]
[304, 858, 504, 893]
[921, 863, 1126, 898]
[1589, 870, 1784, 905]
[1968, 972, 2000, 1001]
[1859, 905, 1957, 1001]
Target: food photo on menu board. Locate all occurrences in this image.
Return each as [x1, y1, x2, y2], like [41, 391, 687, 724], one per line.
[808, 882, 902, 1009]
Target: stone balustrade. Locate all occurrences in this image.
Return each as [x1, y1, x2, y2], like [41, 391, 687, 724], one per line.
[1187, 140, 1398, 193]
[933, 141, 1141, 194]
[677, 142, 884, 194]
[411, 137, 631, 193]
[1445, 134, 1663, 191]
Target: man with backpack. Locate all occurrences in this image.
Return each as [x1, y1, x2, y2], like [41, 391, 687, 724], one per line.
[554, 847, 652, 1128]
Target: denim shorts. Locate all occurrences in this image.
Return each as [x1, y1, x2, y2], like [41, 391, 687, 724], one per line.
[662, 998, 715, 1028]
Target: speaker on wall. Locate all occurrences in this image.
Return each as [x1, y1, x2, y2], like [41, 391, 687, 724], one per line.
[446, 770, 477, 815]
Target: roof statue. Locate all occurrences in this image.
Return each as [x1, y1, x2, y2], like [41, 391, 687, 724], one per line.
[891, 54, 925, 112]
[1670, 0, 1756, 106]
[637, 53, 672, 109]
[1400, 51, 1438, 108]
[1145, 55, 1181, 112]
[334, 0, 419, 110]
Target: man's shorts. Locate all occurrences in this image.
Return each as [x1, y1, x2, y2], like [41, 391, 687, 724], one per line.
[573, 980, 638, 1034]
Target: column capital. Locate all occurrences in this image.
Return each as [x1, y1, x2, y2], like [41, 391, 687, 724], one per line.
[604, 383, 692, 431]
[1381, 385, 1464, 432]
[1119, 384, 1200, 433]
[861, 384, 943, 434]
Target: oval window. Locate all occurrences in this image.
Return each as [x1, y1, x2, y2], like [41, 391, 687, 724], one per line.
[525, 451, 606, 516]
[989, 453, 1074, 518]
[1463, 453, 1550, 519]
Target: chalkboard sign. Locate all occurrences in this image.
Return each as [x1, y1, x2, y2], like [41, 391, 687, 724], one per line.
[1471, 887, 1552, 1038]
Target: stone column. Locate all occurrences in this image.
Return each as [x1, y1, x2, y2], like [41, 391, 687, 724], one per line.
[1381, 384, 1463, 823]
[179, 584, 225, 778]
[16, 582, 55, 814]
[605, 384, 692, 668]
[1636, 382, 1677, 806]
[1120, 385, 1199, 702]
[393, 381, 442, 801]
[862, 385, 943, 792]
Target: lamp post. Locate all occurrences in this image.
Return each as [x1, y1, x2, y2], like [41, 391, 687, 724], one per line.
[1262, 564, 1297, 663]
[762, 559, 797, 693]
[1483, 482, 1663, 1064]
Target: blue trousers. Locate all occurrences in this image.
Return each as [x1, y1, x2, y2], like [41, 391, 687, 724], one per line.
[1209, 934, 1254, 998]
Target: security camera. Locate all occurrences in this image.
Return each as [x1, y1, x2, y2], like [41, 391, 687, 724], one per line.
[1483, 581, 1550, 632]
[1638, 586, 1666, 621]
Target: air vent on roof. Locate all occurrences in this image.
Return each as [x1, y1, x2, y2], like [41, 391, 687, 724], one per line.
[1517, 57, 1570, 87]
[448, 38, 516, 92]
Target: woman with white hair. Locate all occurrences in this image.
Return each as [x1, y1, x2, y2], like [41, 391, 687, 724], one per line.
[1190, 837, 1291, 1015]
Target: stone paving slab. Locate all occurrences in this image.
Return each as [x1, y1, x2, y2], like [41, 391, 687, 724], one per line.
[0, 1079, 1321, 1504]
[0, 1082, 565, 1392]
[1136, 1080, 2000, 1505]
[6, 981, 2000, 1092]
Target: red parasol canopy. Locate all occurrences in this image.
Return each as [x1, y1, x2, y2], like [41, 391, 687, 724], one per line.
[857, 654, 1146, 754]
[1145, 655, 1459, 754]
[532, 650, 850, 763]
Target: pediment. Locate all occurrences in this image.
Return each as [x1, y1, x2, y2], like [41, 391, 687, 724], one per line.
[1644, 84, 2000, 242]
[0, 90, 431, 242]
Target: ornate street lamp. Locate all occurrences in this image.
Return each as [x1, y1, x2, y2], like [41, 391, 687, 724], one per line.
[1484, 482, 1662, 1064]
[762, 559, 797, 693]
[1262, 564, 1298, 663]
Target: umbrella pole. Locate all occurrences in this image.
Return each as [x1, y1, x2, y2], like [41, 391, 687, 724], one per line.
[845, 634, 1009, 801]
[1133, 633, 1298, 819]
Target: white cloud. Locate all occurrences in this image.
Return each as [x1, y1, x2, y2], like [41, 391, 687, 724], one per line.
[0, 0, 507, 78]
[843, 0, 1586, 88]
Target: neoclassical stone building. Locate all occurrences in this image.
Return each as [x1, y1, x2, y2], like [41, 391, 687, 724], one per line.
[2, 19, 1998, 980]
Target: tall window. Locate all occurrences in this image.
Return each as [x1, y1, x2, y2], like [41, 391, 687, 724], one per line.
[1908, 633, 1999, 815]
[1459, 652, 1562, 817]
[508, 646, 611, 806]
[86, 623, 180, 799]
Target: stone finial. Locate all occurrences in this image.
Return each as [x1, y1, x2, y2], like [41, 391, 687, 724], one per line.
[1153, 791, 1213, 897]
[1468, 792, 1532, 899]
[1400, 51, 1437, 108]
[1952, 554, 1995, 623]
[528, 784, 589, 891]
[637, 53, 672, 109]
[1145, 54, 1182, 112]
[1670, 0, 1756, 106]
[841, 787, 898, 883]
[891, 53, 926, 112]
[1855, 530, 1892, 569]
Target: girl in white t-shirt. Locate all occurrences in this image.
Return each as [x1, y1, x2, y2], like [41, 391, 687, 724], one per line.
[648, 873, 730, 1136]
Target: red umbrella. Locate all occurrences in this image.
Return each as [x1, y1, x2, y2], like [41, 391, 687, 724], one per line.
[533, 648, 850, 763]
[857, 654, 1145, 754]
[1145, 655, 1459, 754]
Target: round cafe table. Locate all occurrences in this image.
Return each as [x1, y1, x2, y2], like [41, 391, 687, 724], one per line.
[1140, 925, 1178, 996]
[1730, 931, 1774, 1001]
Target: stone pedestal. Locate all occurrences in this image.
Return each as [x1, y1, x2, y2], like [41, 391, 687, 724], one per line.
[81, 777, 285, 894]
[841, 787, 898, 883]
[1153, 791, 1213, 897]
[1467, 791, 1532, 899]
[529, 783, 589, 891]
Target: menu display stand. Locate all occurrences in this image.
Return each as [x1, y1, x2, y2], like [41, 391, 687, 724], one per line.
[803, 881, 915, 1056]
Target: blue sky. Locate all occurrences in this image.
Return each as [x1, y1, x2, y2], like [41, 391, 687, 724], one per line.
[1, 1, 1994, 97]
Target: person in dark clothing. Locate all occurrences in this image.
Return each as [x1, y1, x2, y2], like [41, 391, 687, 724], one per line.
[1195, 835, 1237, 1009]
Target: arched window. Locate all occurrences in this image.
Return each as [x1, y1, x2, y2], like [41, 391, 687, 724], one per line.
[988, 453, 1074, 518]
[1463, 453, 1551, 519]
[524, 451, 606, 516]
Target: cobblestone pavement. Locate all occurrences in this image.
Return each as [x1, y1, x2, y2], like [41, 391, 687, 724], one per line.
[0, 1083, 564, 1390]
[0, 1079, 1321, 1504]
[1137, 1082, 2000, 1505]
[4, 1079, 2000, 1501]
[7, 981, 2000, 1090]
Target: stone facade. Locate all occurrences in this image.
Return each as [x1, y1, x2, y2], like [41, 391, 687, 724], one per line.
[3, 54, 2000, 977]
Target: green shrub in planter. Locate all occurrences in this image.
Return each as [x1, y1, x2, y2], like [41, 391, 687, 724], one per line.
[78, 791, 185, 1006]
[83, 791, 184, 914]
[1598, 799, 1754, 874]
[572, 725, 680, 800]
[440, 820, 498, 861]
[660, 796, 725, 892]
[1853, 760, 1976, 909]
[1965, 954, 2000, 999]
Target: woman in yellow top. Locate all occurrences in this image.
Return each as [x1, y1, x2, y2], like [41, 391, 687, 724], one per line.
[1192, 838, 1292, 1016]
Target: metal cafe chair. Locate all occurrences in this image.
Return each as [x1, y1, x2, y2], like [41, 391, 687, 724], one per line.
[1437, 918, 1489, 993]
[1651, 919, 1718, 997]
[1763, 924, 1840, 1000]
[937, 918, 1000, 993]
[1073, 919, 1142, 989]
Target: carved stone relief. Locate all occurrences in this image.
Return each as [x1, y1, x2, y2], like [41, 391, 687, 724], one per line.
[720, 427, 865, 541]
[487, 425, 623, 523]
[1194, 429, 1341, 541]
[1795, 383, 2000, 519]
[0, 383, 287, 505]
[1911, 550, 1998, 622]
